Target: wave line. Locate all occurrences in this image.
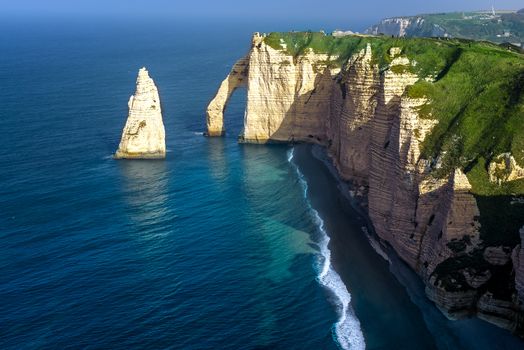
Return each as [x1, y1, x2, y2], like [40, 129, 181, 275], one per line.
[287, 147, 365, 350]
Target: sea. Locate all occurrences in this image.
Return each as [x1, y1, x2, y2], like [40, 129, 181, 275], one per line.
[1, 16, 523, 350]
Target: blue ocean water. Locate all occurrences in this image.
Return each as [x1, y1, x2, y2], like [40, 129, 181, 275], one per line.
[1, 17, 523, 350]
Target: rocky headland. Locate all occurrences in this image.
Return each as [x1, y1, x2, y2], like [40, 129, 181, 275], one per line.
[207, 32, 524, 335]
[115, 67, 166, 159]
[365, 10, 524, 48]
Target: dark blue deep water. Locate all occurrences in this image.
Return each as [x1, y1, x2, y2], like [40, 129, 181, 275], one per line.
[1, 18, 523, 350]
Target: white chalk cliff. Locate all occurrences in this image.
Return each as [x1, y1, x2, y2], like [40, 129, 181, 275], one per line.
[115, 68, 166, 159]
[365, 17, 447, 38]
[207, 33, 524, 334]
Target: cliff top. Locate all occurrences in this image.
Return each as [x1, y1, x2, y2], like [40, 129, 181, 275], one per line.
[264, 31, 522, 59]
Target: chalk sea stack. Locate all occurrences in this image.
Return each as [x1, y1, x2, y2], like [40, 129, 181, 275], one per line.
[115, 67, 166, 159]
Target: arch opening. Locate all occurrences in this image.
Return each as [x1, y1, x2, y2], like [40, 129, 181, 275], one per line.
[206, 56, 249, 137]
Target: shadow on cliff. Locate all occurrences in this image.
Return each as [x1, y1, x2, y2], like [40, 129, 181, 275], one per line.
[475, 194, 524, 247]
[263, 63, 456, 281]
[257, 69, 334, 144]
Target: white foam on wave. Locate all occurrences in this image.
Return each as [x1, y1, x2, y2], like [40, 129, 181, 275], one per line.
[287, 148, 366, 350]
[286, 148, 295, 162]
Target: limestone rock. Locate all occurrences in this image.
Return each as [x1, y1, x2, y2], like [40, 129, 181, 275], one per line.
[463, 269, 492, 289]
[206, 56, 249, 136]
[206, 34, 524, 334]
[241, 33, 338, 143]
[389, 47, 402, 57]
[512, 227, 524, 302]
[327, 44, 378, 182]
[365, 17, 447, 38]
[484, 246, 511, 266]
[366, 17, 417, 37]
[477, 293, 521, 332]
[115, 68, 165, 159]
[425, 280, 477, 319]
[488, 153, 524, 184]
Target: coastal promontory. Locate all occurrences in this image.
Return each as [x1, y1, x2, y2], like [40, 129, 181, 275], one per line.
[115, 67, 166, 159]
[207, 31, 524, 334]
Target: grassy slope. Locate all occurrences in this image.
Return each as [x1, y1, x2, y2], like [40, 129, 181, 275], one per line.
[265, 32, 524, 177]
[265, 33, 524, 288]
[369, 11, 524, 45]
[413, 12, 524, 44]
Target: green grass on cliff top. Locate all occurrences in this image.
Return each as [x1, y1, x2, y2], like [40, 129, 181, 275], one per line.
[264, 32, 524, 196]
[265, 32, 524, 293]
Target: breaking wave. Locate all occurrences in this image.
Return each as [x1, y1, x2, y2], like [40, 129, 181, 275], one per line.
[287, 148, 366, 350]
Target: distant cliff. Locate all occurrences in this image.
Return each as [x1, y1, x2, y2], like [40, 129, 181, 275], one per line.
[366, 11, 524, 47]
[207, 32, 524, 335]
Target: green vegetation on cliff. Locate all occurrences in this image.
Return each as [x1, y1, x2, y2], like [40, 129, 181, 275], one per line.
[263, 31, 524, 317]
[407, 43, 524, 184]
[265, 31, 524, 250]
[264, 32, 524, 192]
[265, 31, 464, 73]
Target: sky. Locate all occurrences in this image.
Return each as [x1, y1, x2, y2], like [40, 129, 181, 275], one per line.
[1, 0, 522, 23]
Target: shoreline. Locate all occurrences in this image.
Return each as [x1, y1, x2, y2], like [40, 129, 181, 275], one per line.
[294, 143, 524, 349]
[288, 147, 365, 350]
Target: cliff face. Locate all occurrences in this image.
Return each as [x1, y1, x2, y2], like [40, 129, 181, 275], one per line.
[207, 33, 524, 334]
[489, 153, 524, 184]
[207, 34, 337, 142]
[207, 57, 249, 136]
[366, 17, 447, 38]
[115, 68, 166, 159]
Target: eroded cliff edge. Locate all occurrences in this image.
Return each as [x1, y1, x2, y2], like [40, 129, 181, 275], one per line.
[207, 32, 524, 334]
[115, 67, 166, 159]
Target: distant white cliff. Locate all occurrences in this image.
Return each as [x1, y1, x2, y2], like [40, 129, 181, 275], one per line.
[365, 17, 447, 38]
[115, 67, 166, 159]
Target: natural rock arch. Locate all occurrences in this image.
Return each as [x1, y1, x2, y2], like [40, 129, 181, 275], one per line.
[206, 56, 249, 136]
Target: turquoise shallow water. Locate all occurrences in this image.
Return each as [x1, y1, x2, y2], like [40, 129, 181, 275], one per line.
[1, 17, 523, 349]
